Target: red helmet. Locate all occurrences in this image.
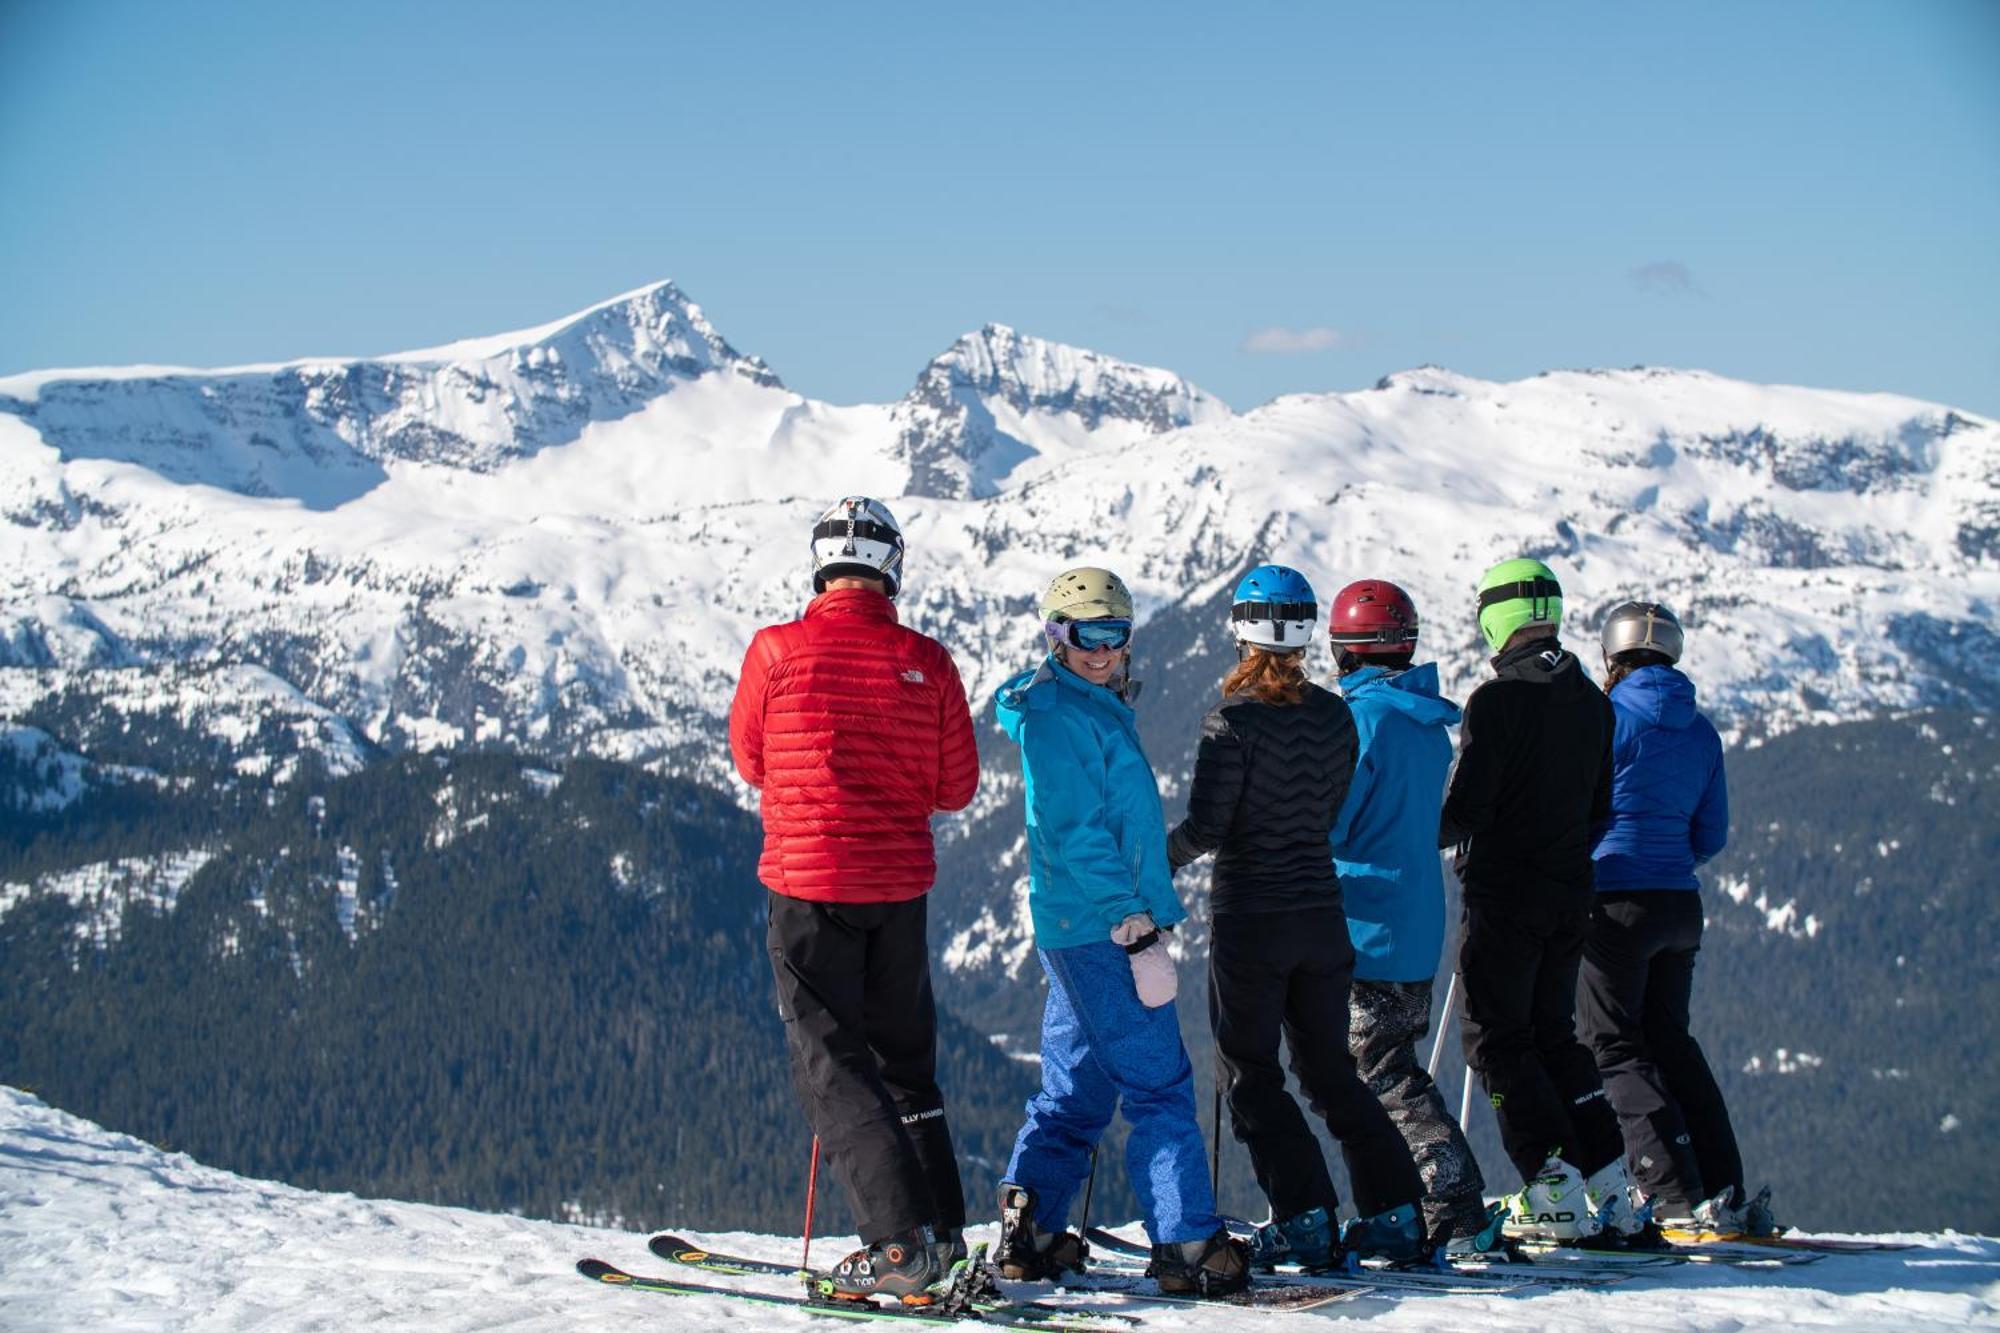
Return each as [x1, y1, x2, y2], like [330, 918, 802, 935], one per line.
[1328, 579, 1419, 656]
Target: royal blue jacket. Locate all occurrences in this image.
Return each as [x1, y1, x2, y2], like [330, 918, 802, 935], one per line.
[1590, 664, 1729, 892]
[1331, 663, 1462, 982]
[995, 657, 1187, 950]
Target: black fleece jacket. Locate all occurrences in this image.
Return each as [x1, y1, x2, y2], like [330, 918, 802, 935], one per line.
[1167, 683, 1358, 915]
[1437, 636, 1614, 902]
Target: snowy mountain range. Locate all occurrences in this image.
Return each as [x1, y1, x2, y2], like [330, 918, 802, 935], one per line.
[2, 278, 1994, 792]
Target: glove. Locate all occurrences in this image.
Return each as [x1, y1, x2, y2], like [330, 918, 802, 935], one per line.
[1111, 912, 1177, 1009]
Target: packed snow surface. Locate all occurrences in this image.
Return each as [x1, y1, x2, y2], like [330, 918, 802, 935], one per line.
[1, 1088, 1992, 1331]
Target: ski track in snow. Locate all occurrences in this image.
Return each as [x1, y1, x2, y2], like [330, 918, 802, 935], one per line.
[2, 1089, 1994, 1332]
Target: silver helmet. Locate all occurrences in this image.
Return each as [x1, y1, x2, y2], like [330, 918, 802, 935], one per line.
[1601, 601, 1684, 664]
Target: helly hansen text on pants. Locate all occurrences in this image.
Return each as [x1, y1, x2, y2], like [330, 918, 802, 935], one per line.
[766, 890, 965, 1243]
[1455, 888, 1625, 1183]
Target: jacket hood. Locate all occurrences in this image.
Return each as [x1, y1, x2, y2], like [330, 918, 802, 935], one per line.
[1609, 663, 1699, 729]
[1339, 662, 1461, 728]
[995, 656, 1118, 743]
[1491, 636, 1585, 687]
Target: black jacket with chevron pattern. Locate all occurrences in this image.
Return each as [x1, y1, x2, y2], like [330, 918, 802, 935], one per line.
[1167, 682, 1360, 915]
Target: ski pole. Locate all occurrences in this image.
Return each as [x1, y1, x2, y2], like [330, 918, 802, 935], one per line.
[1078, 1146, 1100, 1242]
[1426, 971, 1460, 1079]
[1209, 1073, 1224, 1202]
[801, 1135, 822, 1273]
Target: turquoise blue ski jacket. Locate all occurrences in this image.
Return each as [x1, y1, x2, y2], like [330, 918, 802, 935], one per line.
[1331, 662, 1462, 983]
[994, 657, 1187, 951]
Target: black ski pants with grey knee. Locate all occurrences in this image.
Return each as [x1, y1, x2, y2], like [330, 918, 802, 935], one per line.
[1209, 905, 1424, 1223]
[1577, 890, 1743, 1213]
[767, 889, 965, 1245]
[1456, 887, 1626, 1184]
[1348, 978, 1488, 1238]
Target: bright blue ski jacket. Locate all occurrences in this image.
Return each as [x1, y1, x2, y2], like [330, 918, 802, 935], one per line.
[1330, 663, 1461, 983]
[994, 657, 1187, 951]
[1590, 664, 1729, 892]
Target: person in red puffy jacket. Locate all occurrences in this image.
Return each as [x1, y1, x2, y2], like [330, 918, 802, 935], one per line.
[728, 496, 980, 1301]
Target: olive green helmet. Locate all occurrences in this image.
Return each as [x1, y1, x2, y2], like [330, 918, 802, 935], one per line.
[1038, 566, 1134, 622]
[1476, 557, 1563, 654]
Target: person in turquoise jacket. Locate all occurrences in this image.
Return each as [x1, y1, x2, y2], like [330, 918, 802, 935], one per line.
[1326, 579, 1493, 1248]
[992, 566, 1249, 1298]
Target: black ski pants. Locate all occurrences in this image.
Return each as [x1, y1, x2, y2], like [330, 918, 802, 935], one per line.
[766, 890, 965, 1245]
[1456, 886, 1625, 1184]
[1209, 906, 1424, 1223]
[1348, 978, 1488, 1239]
[1577, 890, 1744, 1213]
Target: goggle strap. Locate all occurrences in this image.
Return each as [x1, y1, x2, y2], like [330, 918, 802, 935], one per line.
[1231, 601, 1315, 622]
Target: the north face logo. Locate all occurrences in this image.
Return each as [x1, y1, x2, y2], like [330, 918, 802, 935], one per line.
[901, 669, 925, 684]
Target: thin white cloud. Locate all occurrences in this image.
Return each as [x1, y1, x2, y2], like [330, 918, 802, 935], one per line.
[1242, 325, 1347, 354]
[1630, 260, 1704, 296]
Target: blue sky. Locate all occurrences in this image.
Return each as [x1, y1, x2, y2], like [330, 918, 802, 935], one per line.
[2, 1, 1995, 415]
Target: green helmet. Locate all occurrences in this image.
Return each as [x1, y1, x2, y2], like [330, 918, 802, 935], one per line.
[1476, 557, 1563, 654]
[1039, 566, 1134, 622]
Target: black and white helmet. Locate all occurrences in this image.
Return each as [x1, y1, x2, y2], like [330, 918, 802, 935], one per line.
[1601, 601, 1684, 664]
[811, 496, 906, 597]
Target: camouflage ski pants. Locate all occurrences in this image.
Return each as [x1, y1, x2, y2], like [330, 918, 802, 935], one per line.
[1347, 978, 1488, 1239]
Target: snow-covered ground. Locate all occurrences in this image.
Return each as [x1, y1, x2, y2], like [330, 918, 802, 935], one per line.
[2, 1088, 1992, 1331]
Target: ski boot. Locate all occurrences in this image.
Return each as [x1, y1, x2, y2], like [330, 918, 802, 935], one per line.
[1500, 1156, 1603, 1245]
[1742, 1185, 1778, 1238]
[1248, 1205, 1335, 1270]
[1148, 1228, 1252, 1297]
[1444, 1200, 1530, 1262]
[1583, 1159, 1667, 1250]
[1678, 1184, 1778, 1239]
[1339, 1202, 1439, 1269]
[822, 1227, 947, 1305]
[995, 1183, 1087, 1281]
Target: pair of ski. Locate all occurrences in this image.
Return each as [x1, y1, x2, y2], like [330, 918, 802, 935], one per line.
[1507, 1233, 1829, 1267]
[577, 1233, 1373, 1328]
[1657, 1226, 1916, 1255]
[1081, 1224, 1640, 1292]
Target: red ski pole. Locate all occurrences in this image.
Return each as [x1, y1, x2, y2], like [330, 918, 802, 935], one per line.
[801, 1135, 823, 1274]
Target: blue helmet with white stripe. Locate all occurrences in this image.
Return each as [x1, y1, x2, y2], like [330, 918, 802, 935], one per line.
[1231, 564, 1317, 650]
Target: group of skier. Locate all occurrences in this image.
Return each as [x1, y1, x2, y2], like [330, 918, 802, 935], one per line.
[727, 496, 1770, 1304]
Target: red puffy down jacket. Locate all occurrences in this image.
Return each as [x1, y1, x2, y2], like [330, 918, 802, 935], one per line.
[728, 587, 980, 902]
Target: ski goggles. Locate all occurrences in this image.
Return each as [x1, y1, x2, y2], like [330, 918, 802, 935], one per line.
[1045, 617, 1134, 653]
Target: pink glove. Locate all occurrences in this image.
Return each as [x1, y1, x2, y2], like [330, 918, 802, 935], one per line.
[1112, 912, 1177, 1008]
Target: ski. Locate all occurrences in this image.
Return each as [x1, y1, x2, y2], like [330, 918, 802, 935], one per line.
[1078, 1227, 1540, 1294]
[577, 1258, 1133, 1331]
[650, 1232, 1371, 1314]
[1510, 1236, 1824, 1268]
[646, 1236, 1142, 1325]
[1234, 1222, 1678, 1284]
[1044, 1271, 1378, 1312]
[1660, 1228, 1916, 1254]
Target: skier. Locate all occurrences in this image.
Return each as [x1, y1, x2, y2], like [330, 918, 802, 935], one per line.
[1579, 602, 1774, 1237]
[1167, 565, 1430, 1269]
[1323, 579, 1495, 1250]
[993, 566, 1251, 1297]
[728, 496, 981, 1301]
[1437, 557, 1650, 1246]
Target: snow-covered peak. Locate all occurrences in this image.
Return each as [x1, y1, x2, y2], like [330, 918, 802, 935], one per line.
[376, 279, 780, 389]
[892, 324, 1229, 499]
[0, 281, 781, 503]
